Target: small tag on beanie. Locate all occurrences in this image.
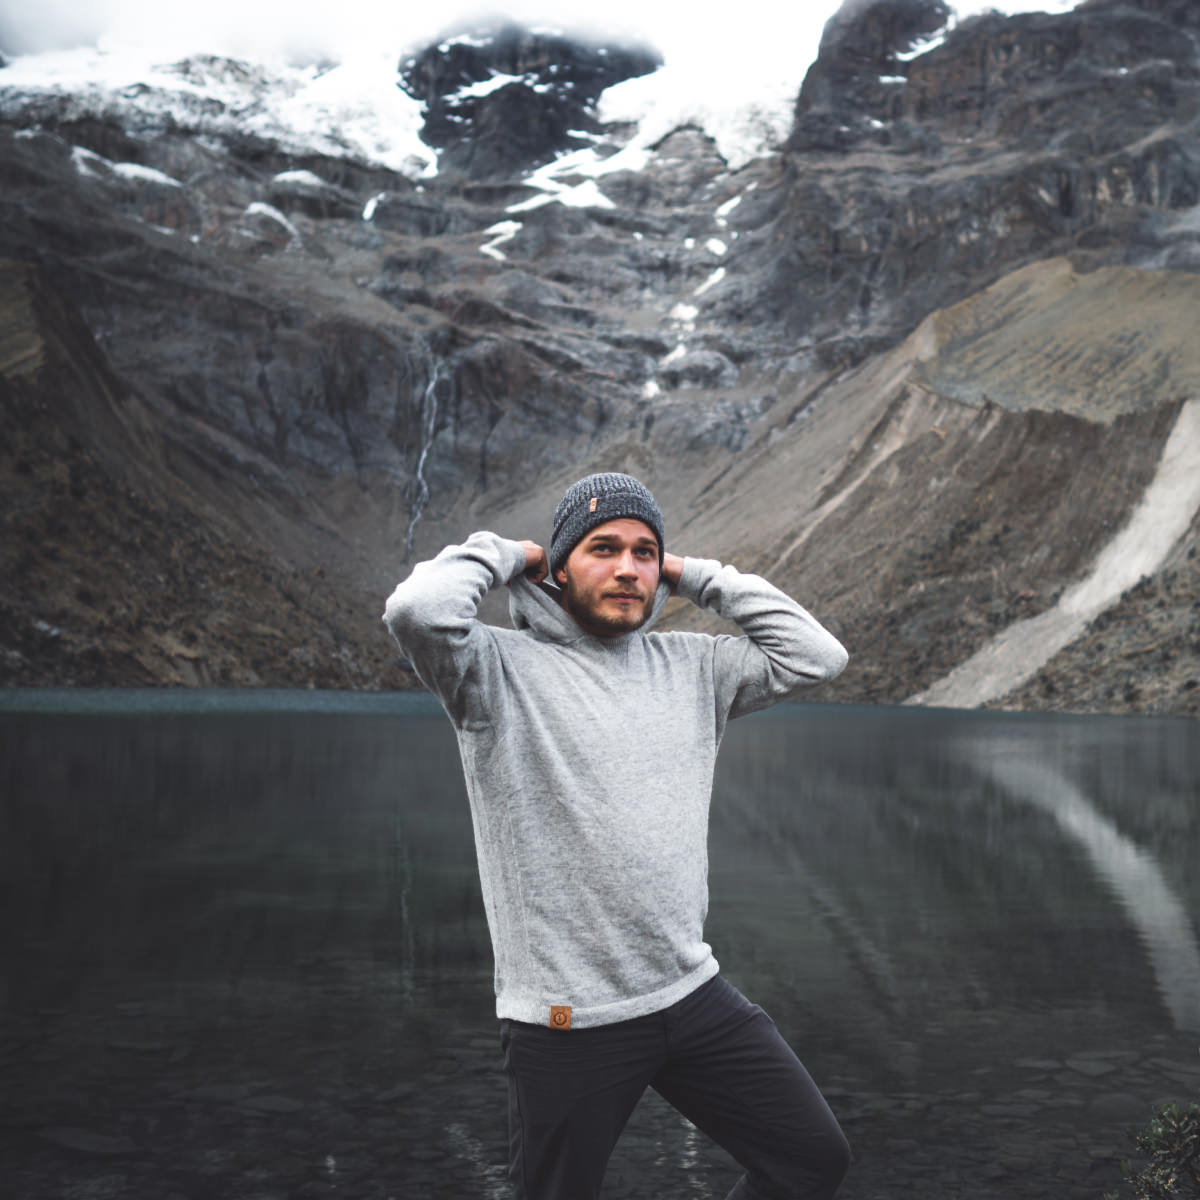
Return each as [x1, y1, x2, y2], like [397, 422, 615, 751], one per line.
[589, 497, 597, 513]
[549, 1005, 572, 1030]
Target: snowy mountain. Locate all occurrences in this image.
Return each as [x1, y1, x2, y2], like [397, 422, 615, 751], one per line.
[0, 0, 1082, 174]
[3, 0, 1200, 714]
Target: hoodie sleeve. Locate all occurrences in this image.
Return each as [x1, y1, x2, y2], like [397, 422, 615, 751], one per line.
[675, 557, 848, 720]
[382, 531, 528, 726]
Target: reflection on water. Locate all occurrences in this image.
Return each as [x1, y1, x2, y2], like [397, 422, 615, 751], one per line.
[1, 693, 1198, 1200]
[970, 745, 1200, 1035]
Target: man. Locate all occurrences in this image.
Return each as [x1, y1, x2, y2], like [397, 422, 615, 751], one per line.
[383, 472, 851, 1200]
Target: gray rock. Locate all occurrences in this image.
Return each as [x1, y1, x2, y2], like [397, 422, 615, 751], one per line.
[399, 22, 661, 181]
[659, 349, 740, 391]
[1089, 1092, 1151, 1123]
[1066, 1057, 1121, 1077]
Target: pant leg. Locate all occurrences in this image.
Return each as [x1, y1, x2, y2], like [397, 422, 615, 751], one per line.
[650, 977, 851, 1200]
[501, 1015, 664, 1200]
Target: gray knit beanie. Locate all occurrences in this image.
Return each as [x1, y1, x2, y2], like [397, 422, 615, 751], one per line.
[550, 473, 665, 575]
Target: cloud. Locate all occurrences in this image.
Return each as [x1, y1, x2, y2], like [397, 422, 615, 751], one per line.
[0, 0, 831, 69]
[1, 0, 108, 56]
[0, 1, 1082, 87]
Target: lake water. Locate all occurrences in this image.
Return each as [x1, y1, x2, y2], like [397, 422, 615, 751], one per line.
[1, 691, 1198, 1200]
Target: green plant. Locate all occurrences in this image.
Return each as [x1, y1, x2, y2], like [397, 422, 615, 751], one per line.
[1106, 1101, 1200, 1200]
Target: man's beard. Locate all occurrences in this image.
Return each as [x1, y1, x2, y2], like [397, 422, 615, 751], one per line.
[560, 570, 655, 636]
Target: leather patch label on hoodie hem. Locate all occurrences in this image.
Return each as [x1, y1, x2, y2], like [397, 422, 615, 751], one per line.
[549, 1005, 572, 1030]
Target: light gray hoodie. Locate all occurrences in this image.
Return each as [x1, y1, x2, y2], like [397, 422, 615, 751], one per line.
[383, 531, 848, 1028]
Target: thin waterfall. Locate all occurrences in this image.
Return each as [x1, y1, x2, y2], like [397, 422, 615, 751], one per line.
[403, 362, 442, 562]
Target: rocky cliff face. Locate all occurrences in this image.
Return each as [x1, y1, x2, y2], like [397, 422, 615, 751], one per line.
[2, 0, 1198, 714]
[398, 22, 660, 179]
[0, 260, 401, 687]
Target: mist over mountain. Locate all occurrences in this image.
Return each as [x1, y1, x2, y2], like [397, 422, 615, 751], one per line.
[0, 0, 1078, 169]
[2, 0, 1198, 715]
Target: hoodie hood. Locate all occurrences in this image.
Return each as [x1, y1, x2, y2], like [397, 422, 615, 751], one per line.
[508, 574, 671, 643]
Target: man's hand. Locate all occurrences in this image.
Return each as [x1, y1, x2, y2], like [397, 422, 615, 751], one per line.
[661, 552, 685, 593]
[518, 540, 548, 584]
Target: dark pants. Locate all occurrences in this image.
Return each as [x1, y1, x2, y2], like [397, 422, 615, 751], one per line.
[500, 975, 851, 1200]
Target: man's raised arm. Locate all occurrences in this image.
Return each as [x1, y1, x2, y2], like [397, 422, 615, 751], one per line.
[672, 554, 848, 718]
[382, 531, 531, 719]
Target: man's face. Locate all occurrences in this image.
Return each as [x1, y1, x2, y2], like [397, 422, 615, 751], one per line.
[555, 518, 661, 637]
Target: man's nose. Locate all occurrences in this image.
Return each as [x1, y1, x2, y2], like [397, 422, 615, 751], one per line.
[614, 550, 637, 577]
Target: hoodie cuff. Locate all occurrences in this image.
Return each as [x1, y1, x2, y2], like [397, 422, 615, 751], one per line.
[495, 535, 533, 584]
[674, 556, 719, 605]
[459, 531, 530, 587]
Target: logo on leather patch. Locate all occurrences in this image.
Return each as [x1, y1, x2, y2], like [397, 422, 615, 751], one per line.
[589, 498, 598, 513]
[549, 1006, 572, 1030]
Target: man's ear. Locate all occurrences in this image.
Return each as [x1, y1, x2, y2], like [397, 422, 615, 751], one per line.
[554, 566, 567, 585]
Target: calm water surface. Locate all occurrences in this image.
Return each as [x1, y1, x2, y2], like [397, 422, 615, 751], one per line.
[1, 691, 1198, 1200]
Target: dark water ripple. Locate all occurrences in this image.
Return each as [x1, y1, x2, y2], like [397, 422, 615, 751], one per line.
[1, 693, 1198, 1199]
